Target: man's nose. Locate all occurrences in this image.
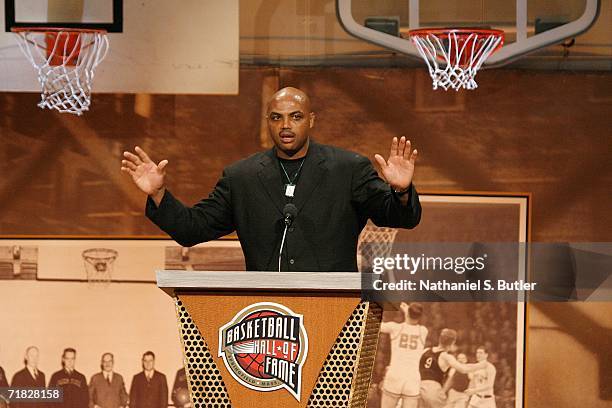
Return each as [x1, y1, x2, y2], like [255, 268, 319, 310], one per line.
[282, 116, 291, 128]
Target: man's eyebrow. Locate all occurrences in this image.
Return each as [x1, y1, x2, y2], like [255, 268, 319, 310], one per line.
[268, 110, 304, 115]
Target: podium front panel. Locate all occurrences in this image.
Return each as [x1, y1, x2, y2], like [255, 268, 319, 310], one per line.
[173, 292, 381, 408]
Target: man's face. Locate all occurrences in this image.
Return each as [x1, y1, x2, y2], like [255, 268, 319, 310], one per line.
[142, 355, 155, 371]
[457, 353, 468, 364]
[101, 354, 114, 372]
[25, 348, 39, 368]
[266, 97, 314, 158]
[63, 351, 76, 371]
[476, 348, 488, 362]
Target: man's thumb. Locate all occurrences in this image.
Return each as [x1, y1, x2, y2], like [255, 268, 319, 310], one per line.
[374, 154, 387, 169]
[158, 160, 169, 171]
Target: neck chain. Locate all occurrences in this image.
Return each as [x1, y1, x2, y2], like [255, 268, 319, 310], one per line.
[279, 158, 305, 185]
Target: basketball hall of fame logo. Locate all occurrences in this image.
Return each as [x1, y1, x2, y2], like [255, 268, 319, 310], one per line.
[218, 302, 309, 401]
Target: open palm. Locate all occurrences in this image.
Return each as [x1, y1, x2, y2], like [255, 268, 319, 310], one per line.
[374, 136, 418, 191]
[121, 146, 168, 195]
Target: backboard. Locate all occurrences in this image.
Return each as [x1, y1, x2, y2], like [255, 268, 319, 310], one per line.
[1, 0, 239, 94]
[5, 0, 122, 31]
[337, 0, 600, 66]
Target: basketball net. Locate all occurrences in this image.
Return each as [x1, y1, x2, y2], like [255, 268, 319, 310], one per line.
[408, 28, 504, 91]
[82, 248, 117, 285]
[11, 28, 109, 115]
[357, 223, 398, 272]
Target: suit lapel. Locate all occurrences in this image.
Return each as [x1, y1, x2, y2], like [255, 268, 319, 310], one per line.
[293, 142, 327, 212]
[257, 149, 284, 215]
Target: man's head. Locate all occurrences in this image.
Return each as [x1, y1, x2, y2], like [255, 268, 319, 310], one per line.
[142, 351, 155, 371]
[24, 346, 39, 368]
[476, 346, 489, 362]
[62, 348, 76, 371]
[100, 353, 114, 372]
[266, 87, 315, 159]
[457, 353, 468, 364]
[438, 328, 458, 350]
[407, 303, 423, 321]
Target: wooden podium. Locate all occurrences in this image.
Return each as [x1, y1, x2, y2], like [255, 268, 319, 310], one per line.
[157, 271, 382, 408]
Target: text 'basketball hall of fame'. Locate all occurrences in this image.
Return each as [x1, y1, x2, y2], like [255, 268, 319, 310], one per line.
[218, 302, 309, 401]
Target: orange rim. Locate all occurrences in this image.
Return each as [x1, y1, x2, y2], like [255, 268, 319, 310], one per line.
[408, 27, 504, 38]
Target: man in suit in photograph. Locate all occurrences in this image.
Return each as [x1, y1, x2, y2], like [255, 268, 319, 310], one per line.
[122, 87, 421, 271]
[170, 368, 191, 408]
[49, 348, 89, 408]
[128, 352, 168, 408]
[0, 361, 8, 408]
[88, 353, 128, 408]
[11, 346, 46, 408]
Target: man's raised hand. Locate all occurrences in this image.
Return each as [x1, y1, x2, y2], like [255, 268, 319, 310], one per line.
[374, 136, 418, 192]
[121, 146, 168, 202]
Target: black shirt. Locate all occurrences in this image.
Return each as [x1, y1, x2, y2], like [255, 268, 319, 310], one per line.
[420, 348, 446, 384]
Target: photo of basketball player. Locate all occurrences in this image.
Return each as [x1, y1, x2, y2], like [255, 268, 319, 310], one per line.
[129, 351, 168, 408]
[0, 360, 8, 408]
[419, 329, 487, 408]
[88, 353, 129, 408]
[48, 348, 89, 408]
[380, 302, 428, 408]
[171, 368, 191, 408]
[443, 353, 470, 408]
[0, 245, 37, 280]
[466, 347, 497, 408]
[11, 346, 46, 408]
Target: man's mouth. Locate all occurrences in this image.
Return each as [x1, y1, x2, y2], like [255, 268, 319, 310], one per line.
[280, 131, 295, 142]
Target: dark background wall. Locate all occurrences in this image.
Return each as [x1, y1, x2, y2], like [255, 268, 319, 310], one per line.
[1, 67, 610, 241]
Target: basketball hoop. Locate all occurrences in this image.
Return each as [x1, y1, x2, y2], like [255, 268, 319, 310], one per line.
[407, 28, 504, 91]
[11, 27, 109, 115]
[357, 223, 398, 272]
[82, 248, 117, 285]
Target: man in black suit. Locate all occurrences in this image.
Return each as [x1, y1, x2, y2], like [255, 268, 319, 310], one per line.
[49, 348, 89, 408]
[129, 352, 167, 408]
[170, 368, 190, 408]
[122, 87, 421, 271]
[0, 362, 9, 408]
[11, 346, 46, 408]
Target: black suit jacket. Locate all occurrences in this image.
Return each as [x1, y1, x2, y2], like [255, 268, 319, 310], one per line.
[11, 368, 46, 408]
[147, 141, 421, 271]
[0, 366, 8, 408]
[129, 372, 167, 408]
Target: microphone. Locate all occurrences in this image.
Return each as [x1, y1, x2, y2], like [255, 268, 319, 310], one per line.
[283, 204, 298, 226]
[279, 204, 298, 271]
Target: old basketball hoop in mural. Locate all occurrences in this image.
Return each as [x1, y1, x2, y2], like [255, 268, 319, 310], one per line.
[218, 302, 308, 401]
[82, 248, 118, 284]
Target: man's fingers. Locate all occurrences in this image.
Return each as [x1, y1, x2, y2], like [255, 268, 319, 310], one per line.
[134, 146, 153, 163]
[389, 137, 398, 158]
[398, 136, 406, 157]
[403, 140, 411, 159]
[123, 151, 142, 165]
[158, 159, 169, 171]
[120, 167, 135, 176]
[374, 154, 387, 170]
[409, 149, 418, 164]
[121, 160, 137, 171]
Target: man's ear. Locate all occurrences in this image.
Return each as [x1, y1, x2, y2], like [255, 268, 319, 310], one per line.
[309, 112, 316, 128]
